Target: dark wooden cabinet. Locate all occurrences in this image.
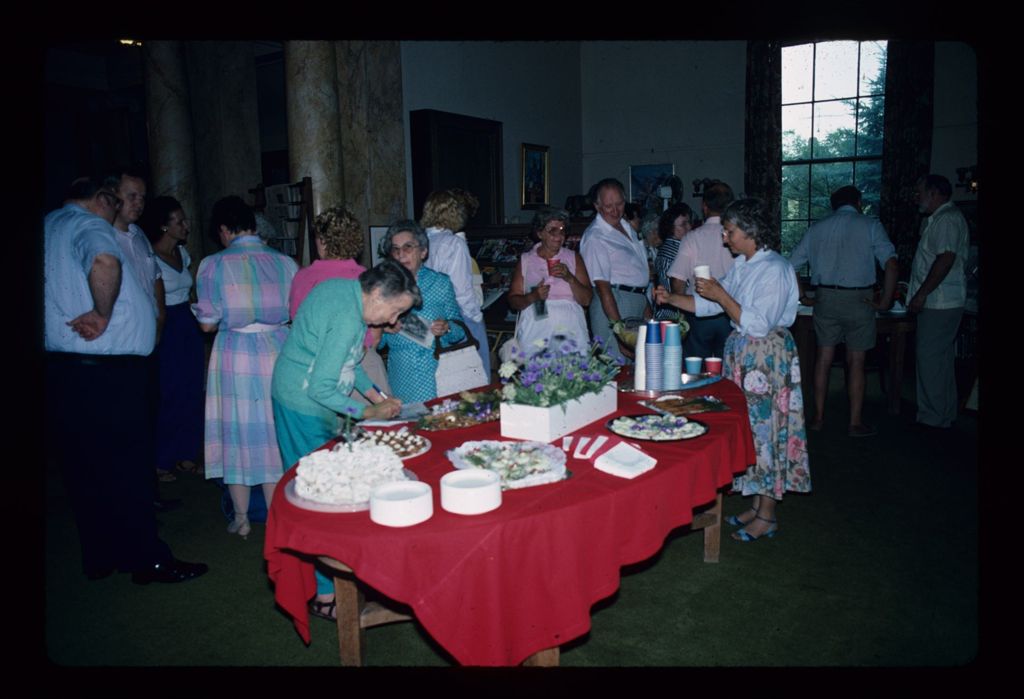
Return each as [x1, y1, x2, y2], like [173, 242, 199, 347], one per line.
[410, 109, 503, 226]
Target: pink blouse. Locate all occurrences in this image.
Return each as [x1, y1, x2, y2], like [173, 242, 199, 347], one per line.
[520, 244, 577, 302]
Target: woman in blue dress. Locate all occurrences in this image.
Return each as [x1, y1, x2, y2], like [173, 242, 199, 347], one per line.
[378, 220, 466, 402]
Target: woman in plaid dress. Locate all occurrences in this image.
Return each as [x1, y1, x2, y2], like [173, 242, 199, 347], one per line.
[194, 196, 298, 538]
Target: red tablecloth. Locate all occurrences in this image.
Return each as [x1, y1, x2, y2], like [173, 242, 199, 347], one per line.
[264, 379, 755, 666]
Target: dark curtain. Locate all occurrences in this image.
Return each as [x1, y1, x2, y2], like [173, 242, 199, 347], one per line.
[744, 40, 782, 244]
[879, 41, 935, 274]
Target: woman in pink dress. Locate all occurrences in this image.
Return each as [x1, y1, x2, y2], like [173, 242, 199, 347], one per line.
[507, 207, 593, 355]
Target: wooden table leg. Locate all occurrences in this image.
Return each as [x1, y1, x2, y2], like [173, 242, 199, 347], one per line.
[888, 325, 907, 415]
[702, 492, 722, 563]
[334, 572, 365, 666]
[522, 647, 560, 666]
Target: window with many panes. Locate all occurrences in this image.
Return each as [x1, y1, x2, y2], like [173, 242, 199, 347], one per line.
[781, 40, 887, 256]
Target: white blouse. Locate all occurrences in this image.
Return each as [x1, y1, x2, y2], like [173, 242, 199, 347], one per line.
[156, 246, 194, 305]
[694, 248, 798, 338]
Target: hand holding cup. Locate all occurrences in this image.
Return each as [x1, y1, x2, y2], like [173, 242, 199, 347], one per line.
[694, 276, 724, 302]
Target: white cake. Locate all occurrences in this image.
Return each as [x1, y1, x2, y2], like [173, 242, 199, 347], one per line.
[294, 442, 408, 505]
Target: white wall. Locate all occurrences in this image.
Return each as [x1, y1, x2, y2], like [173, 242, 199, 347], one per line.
[400, 40, 977, 219]
[931, 42, 978, 203]
[580, 41, 748, 209]
[401, 41, 583, 223]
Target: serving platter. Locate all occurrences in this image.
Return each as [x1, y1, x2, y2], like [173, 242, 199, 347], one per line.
[605, 414, 709, 441]
[283, 469, 419, 513]
[356, 430, 432, 460]
[618, 372, 722, 397]
[447, 440, 568, 490]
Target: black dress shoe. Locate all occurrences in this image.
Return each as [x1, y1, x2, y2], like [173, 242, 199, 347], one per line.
[131, 558, 209, 585]
[153, 498, 183, 512]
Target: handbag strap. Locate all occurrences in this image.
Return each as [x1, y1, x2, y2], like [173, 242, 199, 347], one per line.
[433, 318, 479, 359]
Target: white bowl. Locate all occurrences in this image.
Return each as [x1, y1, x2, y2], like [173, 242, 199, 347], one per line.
[369, 481, 433, 527]
[440, 469, 502, 515]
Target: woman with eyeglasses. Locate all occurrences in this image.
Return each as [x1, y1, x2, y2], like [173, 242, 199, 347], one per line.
[506, 207, 593, 356]
[141, 196, 205, 477]
[377, 219, 465, 402]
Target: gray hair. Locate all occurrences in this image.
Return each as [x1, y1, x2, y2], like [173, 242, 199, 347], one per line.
[380, 219, 430, 259]
[531, 206, 570, 234]
[639, 212, 661, 238]
[359, 259, 422, 307]
[721, 198, 779, 252]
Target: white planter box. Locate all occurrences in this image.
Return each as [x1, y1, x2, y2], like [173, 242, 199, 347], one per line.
[499, 382, 618, 443]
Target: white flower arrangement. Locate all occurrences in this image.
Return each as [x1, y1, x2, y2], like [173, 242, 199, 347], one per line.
[294, 441, 407, 505]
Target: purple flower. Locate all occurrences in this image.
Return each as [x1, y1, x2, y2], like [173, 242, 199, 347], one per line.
[566, 371, 575, 380]
[534, 383, 545, 393]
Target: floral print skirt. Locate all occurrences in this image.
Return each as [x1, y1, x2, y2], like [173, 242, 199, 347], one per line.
[723, 327, 811, 499]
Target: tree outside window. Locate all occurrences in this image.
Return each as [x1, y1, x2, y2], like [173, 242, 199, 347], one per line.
[781, 41, 887, 257]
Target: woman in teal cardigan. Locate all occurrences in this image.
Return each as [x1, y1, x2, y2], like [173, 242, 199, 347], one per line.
[271, 260, 420, 621]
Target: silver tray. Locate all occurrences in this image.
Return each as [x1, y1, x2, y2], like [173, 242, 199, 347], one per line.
[617, 372, 722, 397]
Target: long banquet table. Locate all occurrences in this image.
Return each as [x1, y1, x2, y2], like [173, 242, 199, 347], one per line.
[264, 378, 755, 666]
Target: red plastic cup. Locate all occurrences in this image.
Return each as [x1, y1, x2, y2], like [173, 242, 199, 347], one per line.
[546, 258, 559, 275]
[705, 356, 722, 376]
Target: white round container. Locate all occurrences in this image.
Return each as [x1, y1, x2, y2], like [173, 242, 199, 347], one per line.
[440, 469, 502, 515]
[369, 481, 433, 527]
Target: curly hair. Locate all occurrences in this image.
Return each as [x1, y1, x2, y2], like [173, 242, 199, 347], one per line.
[448, 188, 480, 220]
[658, 203, 694, 240]
[721, 198, 779, 252]
[420, 190, 467, 231]
[313, 205, 364, 260]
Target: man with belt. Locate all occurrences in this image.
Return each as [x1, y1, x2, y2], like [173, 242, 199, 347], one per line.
[789, 185, 897, 437]
[907, 174, 969, 430]
[666, 180, 736, 359]
[44, 174, 207, 584]
[580, 178, 651, 362]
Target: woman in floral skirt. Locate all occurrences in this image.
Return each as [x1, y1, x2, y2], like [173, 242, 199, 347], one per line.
[654, 198, 810, 541]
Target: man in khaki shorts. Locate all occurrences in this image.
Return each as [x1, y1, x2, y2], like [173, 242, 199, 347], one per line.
[789, 186, 898, 436]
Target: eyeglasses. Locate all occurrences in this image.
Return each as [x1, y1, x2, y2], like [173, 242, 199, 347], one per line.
[389, 242, 420, 256]
[98, 191, 123, 210]
[542, 226, 566, 235]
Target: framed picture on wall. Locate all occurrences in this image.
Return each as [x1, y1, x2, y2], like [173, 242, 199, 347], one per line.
[629, 163, 675, 211]
[369, 226, 390, 267]
[521, 143, 550, 209]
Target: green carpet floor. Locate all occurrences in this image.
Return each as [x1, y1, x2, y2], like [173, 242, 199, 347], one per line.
[44, 368, 978, 667]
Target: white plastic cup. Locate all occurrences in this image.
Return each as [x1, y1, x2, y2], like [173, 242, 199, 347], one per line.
[694, 265, 711, 280]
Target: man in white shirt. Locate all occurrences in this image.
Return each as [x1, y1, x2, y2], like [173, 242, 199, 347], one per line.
[580, 178, 651, 362]
[667, 180, 736, 359]
[907, 174, 970, 429]
[113, 170, 165, 340]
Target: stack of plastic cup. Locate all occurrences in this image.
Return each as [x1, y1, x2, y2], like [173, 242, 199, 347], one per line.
[633, 324, 648, 390]
[644, 320, 663, 392]
[662, 323, 683, 390]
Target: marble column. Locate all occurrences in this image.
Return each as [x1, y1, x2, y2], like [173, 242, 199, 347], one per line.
[185, 41, 263, 259]
[142, 40, 202, 266]
[285, 41, 344, 264]
[336, 40, 407, 268]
